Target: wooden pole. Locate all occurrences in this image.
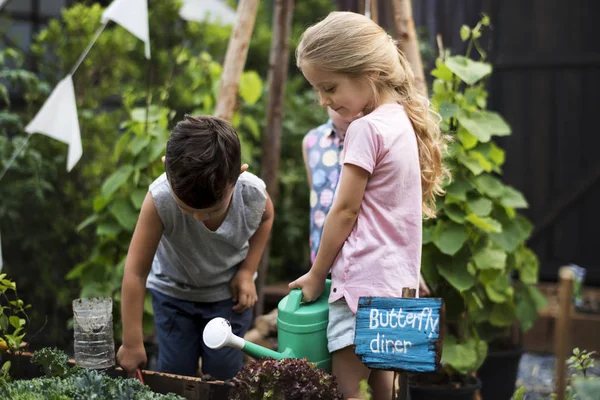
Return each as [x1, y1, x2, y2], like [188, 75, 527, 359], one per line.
[254, 0, 295, 318]
[214, 0, 260, 122]
[554, 266, 574, 400]
[392, 287, 416, 400]
[390, 0, 428, 98]
[370, 0, 378, 25]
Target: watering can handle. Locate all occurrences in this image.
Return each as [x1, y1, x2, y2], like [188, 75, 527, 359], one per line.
[282, 289, 303, 313]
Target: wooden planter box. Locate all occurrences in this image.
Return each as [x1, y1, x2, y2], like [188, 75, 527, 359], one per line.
[3, 352, 232, 400]
[523, 283, 600, 353]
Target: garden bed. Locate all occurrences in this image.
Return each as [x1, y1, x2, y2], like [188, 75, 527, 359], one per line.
[2, 351, 232, 400]
[523, 283, 600, 353]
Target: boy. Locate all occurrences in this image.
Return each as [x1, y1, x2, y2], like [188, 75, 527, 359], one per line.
[117, 115, 274, 380]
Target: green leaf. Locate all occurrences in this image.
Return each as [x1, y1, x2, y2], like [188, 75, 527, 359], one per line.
[421, 245, 441, 286]
[460, 25, 471, 41]
[76, 214, 99, 232]
[439, 101, 459, 120]
[474, 174, 505, 197]
[128, 136, 151, 156]
[444, 203, 466, 223]
[438, 255, 475, 292]
[466, 213, 502, 232]
[469, 151, 493, 172]
[457, 110, 511, 143]
[490, 214, 532, 253]
[243, 115, 261, 141]
[491, 302, 516, 327]
[500, 186, 528, 208]
[458, 152, 485, 175]
[130, 189, 147, 210]
[473, 244, 507, 270]
[489, 143, 505, 166]
[9, 316, 21, 329]
[457, 127, 478, 150]
[515, 286, 542, 333]
[433, 220, 468, 255]
[101, 166, 134, 198]
[239, 71, 263, 105]
[96, 221, 121, 236]
[445, 178, 472, 201]
[422, 225, 434, 244]
[109, 199, 138, 231]
[131, 105, 161, 123]
[442, 335, 488, 374]
[572, 377, 600, 400]
[467, 196, 493, 216]
[431, 59, 454, 82]
[485, 275, 513, 303]
[512, 246, 539, 284]
[446, 56, 492, 85]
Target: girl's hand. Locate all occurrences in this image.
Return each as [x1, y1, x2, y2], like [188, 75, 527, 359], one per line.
[288, 271, 326, 302]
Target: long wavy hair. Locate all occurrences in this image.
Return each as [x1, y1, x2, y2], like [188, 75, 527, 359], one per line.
[297, 12, 450, 218]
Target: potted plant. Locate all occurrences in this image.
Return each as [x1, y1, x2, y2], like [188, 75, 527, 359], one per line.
[411, 15, 546, 400]
[229, 357, 343, 400]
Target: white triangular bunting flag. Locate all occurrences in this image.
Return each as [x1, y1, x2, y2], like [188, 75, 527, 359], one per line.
[102, 0, 151, 59]
[25, 75, 82, 172]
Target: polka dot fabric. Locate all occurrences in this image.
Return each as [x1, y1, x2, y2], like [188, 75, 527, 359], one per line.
[304, 120, 344, 263]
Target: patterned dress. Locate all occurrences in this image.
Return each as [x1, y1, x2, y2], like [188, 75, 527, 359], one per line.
[303, 119, 345, 262]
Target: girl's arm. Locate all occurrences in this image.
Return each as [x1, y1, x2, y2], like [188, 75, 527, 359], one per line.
[289, 164, 368, 300]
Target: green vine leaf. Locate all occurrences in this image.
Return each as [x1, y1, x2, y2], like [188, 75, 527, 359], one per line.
[490, 302, 516, 326]
[466, 213, 502, 232]
[101, 165, 134, 199]
[473, 243, 507, 270]
[444, 203, 467, 224]
[473, 174, 505, 197]
[456, 110, 511, 142]
[457, 127, 478, 149]
[438, 253, 475, 292]
[433, 220, 468, 255]
[467, 196, 493, 216]
[445, 56, 492, 85]
[500, 186, 529, 208]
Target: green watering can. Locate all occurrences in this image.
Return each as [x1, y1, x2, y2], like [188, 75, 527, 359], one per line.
[203, 280, 332, 372]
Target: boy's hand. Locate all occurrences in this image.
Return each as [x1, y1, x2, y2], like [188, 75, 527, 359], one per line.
[231, 269, 257, 313]
[288, 270, 326, 302]
[117, 343, 147, 377]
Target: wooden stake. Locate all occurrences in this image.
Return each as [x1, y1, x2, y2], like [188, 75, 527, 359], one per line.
[393, 287, 416, 400]
[370, 0, 378, 25]
[214, 0, 260, 122]
[390, 0, 428, 98]
[254, 0, 295, 318]
[554, 266, 574, 400]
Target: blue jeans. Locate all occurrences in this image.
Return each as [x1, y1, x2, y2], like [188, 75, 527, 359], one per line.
[149, 289, 253, 380]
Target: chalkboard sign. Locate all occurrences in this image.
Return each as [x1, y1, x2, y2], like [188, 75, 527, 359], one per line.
[354, 297, 444, 373]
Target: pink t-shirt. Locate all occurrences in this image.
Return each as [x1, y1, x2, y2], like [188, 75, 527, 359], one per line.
[329, 103, 422, 313]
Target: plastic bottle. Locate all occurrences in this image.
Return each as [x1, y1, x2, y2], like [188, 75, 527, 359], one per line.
[72, 297, 115, 370]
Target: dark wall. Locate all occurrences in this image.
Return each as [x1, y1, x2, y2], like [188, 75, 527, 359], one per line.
[337, 0, 600, 285]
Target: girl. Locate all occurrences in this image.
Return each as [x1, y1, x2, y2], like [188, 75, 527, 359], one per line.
[288, 11, 449, 400]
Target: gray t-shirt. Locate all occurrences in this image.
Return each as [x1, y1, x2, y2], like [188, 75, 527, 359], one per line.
[146, 172, 267, 302]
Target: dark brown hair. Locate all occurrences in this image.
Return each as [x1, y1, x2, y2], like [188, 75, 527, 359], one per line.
[165, 115, 241, 209]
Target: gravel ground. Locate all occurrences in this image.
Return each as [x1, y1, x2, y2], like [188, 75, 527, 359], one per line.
[517, 352, 600, 400]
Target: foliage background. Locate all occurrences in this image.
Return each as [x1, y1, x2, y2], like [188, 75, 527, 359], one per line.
[0, 0, 333, 349]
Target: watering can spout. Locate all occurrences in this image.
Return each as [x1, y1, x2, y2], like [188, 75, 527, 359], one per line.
[203, 317, 292, 360]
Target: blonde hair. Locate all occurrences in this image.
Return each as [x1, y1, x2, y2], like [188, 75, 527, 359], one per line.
[296, 12, 450, 218]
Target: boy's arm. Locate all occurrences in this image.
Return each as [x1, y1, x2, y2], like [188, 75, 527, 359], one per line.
[302, 135, 313, 189]
[118, 192, 163, 370]
[231, 191, 274, 312]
